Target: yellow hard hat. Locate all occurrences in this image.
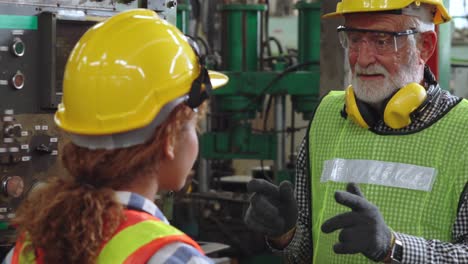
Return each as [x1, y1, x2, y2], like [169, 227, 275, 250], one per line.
[54, 9, 228, 136]
[323, 0, 451, 25]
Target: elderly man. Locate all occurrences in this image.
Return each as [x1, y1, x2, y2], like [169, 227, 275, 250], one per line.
[245, 0, 468, 263]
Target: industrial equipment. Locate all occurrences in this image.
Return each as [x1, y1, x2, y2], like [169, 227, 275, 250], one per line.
[0, 0, 175, 258]
[171, 0, 323, 263]
[200, 0, 321, 183]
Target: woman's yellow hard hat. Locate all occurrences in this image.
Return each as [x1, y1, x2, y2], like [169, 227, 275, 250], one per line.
[55, 9, 228, 136]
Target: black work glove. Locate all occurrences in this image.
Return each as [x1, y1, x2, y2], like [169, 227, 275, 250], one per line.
[244, 179, 298, 238]
[321, 183, 392, 262]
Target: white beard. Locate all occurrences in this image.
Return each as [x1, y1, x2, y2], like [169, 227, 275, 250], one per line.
[351, 54, 423, 104]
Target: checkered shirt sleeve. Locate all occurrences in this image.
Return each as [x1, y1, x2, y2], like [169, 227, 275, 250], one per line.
[269, 86, 468, 263]
[267, 139, 312, 263]
[394, 181, 468, 263]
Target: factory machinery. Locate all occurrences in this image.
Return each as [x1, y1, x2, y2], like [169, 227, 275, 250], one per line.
[0, 0, 323, 263]
[172, 0, 322, 263]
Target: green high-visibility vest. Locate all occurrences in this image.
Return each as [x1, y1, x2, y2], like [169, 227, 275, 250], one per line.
[309, 91, 468, 264]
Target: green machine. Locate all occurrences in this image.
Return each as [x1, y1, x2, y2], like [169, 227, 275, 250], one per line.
[176, 0, 191, 35]
[173, 1, 322, 263]
[199, 0, 322, 183]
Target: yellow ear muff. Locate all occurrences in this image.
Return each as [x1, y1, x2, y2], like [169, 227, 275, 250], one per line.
[383, 83, 427, 129]
[345, 85, 370, 129]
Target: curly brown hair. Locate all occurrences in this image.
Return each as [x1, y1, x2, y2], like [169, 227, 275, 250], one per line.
[13, 103, 205, 263]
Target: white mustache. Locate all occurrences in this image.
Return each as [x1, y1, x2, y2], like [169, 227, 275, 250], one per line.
[355, 64, 389, 76]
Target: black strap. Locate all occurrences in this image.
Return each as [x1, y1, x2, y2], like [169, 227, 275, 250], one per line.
[186, 67, 213, 109]
[424, 64, 438, 86]
[411, 65, 440, 117]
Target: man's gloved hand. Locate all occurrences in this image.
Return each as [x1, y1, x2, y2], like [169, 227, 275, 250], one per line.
[321, 183, 393, 262]
[244, 179, 298, 238]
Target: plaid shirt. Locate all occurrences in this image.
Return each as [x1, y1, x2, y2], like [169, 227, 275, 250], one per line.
[113, 192, 214, 264]
[272, 85, 468, 263]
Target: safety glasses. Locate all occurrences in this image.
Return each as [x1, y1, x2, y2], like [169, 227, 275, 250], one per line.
[337, 26, 419, 55]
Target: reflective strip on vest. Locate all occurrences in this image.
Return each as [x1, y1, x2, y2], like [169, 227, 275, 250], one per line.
[12, 234, 42, 264]
[17, 246, 34, 264]
[98, 219, 184, 263]
[321, 158, 437, 191]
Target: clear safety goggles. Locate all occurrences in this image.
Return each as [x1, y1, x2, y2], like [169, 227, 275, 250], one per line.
[337, 26, 419, 55]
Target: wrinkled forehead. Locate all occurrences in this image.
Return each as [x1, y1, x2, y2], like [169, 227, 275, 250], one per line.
[344, 13, 411, 31]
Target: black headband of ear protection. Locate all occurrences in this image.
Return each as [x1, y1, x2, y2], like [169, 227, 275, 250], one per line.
[184, 35, 213, 110]
[411, 65, 440, 115]
[424, 64, 438, 86]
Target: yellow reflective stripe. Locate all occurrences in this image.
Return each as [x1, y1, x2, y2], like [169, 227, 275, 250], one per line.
[19, 250, 35, 264]
[19, 239, 36, 263]
[98, 220, 183, 264]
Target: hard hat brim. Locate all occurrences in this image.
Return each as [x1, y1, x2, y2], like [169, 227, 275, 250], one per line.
[208, 70, 229, 89]
[322, 4, 451, 25]
[322, 11, 341, 19]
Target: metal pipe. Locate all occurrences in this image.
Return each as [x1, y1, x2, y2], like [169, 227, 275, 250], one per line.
[198, 111, 210, 192]
[275, 95, 286, 172]
[197, 158, 210, 192]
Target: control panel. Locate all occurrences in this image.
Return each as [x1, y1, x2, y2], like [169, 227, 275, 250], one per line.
[0, 24, 37, 113]
[0, 7, 109, 245]
[0, 111, 65, 246]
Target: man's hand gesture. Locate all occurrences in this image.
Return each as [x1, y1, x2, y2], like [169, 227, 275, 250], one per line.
[321, 183, 393, 262]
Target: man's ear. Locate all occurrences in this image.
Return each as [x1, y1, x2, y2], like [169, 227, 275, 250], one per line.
[163, 137, 175, 160]
[419, 31, 437, 63]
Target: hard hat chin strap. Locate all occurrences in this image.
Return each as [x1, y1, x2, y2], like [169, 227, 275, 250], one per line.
[186, 67, 213, 110]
